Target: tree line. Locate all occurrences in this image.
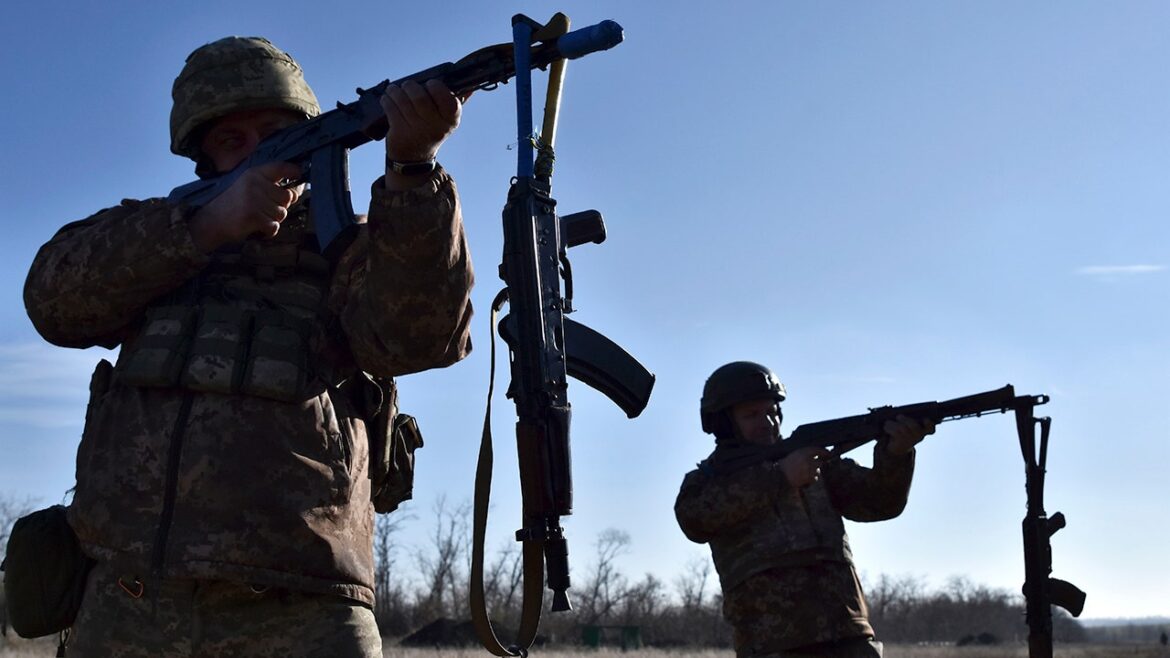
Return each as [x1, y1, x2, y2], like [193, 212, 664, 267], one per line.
[1, 492, 1089, 648]
[370, 496, 1087, 648]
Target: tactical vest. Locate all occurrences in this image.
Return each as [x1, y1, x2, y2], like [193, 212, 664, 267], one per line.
[114, 200, 333, 402]
[707, 476, 853, 593]
[108, 201, 418, 514]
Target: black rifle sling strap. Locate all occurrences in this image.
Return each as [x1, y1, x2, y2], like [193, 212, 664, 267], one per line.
[470, 290, 544, 657]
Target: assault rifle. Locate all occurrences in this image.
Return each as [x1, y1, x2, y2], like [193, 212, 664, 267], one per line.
[468, 14, 654, 657]
[168, 18, 624, 260]
[703, 384, 1085, 658]
[704, 385, 1047, 473]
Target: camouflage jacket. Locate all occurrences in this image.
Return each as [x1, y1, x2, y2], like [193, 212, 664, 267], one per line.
[674, 441, 914, 593]
[24, 171, 473, 606]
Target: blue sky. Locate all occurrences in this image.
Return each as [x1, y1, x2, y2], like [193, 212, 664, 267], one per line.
[1, 1, 1167, 620]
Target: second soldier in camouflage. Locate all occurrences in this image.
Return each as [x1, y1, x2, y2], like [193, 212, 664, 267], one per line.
[675, 362, 936, 658]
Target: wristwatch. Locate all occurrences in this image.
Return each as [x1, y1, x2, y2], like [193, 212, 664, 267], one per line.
[386, 157, 438, 176]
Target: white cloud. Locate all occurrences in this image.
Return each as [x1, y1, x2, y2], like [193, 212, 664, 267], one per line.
[1076, 264, 1166, 276]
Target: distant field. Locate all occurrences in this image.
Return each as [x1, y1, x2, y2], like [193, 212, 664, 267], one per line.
[2, 637, 1168, 657]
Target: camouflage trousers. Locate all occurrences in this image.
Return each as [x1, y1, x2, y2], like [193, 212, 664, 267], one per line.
[67, 561, 382, 657]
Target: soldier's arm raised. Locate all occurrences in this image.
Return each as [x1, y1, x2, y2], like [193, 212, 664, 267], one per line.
[25, 200, 210, 348]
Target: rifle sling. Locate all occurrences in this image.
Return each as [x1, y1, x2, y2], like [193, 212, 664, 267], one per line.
[470, 291, 545, 656]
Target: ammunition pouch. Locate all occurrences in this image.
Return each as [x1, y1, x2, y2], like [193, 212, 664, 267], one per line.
[116, 306, 196, 388]
[116, 305, 312, 403]
[356, 374, 424, 514]
[181, 305, 253, 394]
[373, 413, 424, 513]
[1, 505, 95, 638]
[239, 311, 311, 402]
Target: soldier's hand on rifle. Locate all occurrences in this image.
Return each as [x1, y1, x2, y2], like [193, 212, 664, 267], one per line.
[381, 79, 463, 189]
[779, 447, 831, 489]
[884, 414, 936, 456]
[189, 161, 305, 252]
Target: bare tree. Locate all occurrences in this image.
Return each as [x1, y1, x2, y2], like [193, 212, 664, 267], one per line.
[621, 573, 666, 624]
[0, 493, 37, 563]
[413, 495, 470, 621]
[482, 540, 524, 626]
[674, 555, 713, 611]
[373, 511, 414, 635]
[865, 572, 926, 636]
[576, 528, 631, 625]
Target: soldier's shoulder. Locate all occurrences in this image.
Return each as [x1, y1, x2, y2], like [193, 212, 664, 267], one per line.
[679, 460, 719, 490]
[65, 197, 163, 224]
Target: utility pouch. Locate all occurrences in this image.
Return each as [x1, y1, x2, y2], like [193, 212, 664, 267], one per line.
[180, 305, 253, 395]
[115, 305, 196, 388]
[362, 375, 423, 513]
[239, 310, 310, 402]
[1, 505, 95, 638]
[372, 413, 424, 514]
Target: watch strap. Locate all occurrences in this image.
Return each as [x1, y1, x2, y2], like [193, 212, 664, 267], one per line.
[386, 157, 438, 176]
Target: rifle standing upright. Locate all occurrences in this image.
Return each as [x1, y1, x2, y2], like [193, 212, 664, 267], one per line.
[1016, 400, 1086, 658]
[469, 14, 654, 656]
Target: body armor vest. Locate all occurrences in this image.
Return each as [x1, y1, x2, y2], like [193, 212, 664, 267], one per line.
[115, 200, 333, 402]
[708, 476, 852, 593]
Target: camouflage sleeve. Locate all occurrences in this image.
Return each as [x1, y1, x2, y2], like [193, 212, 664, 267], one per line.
[330, 169, 474, 377]
[823, 441, 915, 522]
[674, 461, 786, 544]
[23, 198, 211, 349]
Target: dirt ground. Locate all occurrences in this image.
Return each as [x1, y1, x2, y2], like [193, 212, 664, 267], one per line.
[2, 635, 1168, 657]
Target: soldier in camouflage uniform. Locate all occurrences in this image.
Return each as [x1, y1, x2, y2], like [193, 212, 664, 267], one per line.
[675, 362, 937, 658]
[23, 36, 473, 657]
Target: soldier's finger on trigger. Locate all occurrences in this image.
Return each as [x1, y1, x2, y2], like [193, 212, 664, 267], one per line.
[285, 184, 302, 207]
[277, 185, 297, 208]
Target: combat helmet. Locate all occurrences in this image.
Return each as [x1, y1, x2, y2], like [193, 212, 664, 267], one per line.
[700, 361, 786, 439]
[170, 36, 320, 162]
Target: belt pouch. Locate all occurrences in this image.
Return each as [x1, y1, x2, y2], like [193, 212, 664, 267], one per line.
[116, 305, 195, 387]
[180, 305, 253, 394]
[1, 505, 95, 638]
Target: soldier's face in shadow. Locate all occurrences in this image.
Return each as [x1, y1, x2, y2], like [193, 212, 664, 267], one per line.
[200, 108, 305, 173]
[730, 398, 782, 446]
